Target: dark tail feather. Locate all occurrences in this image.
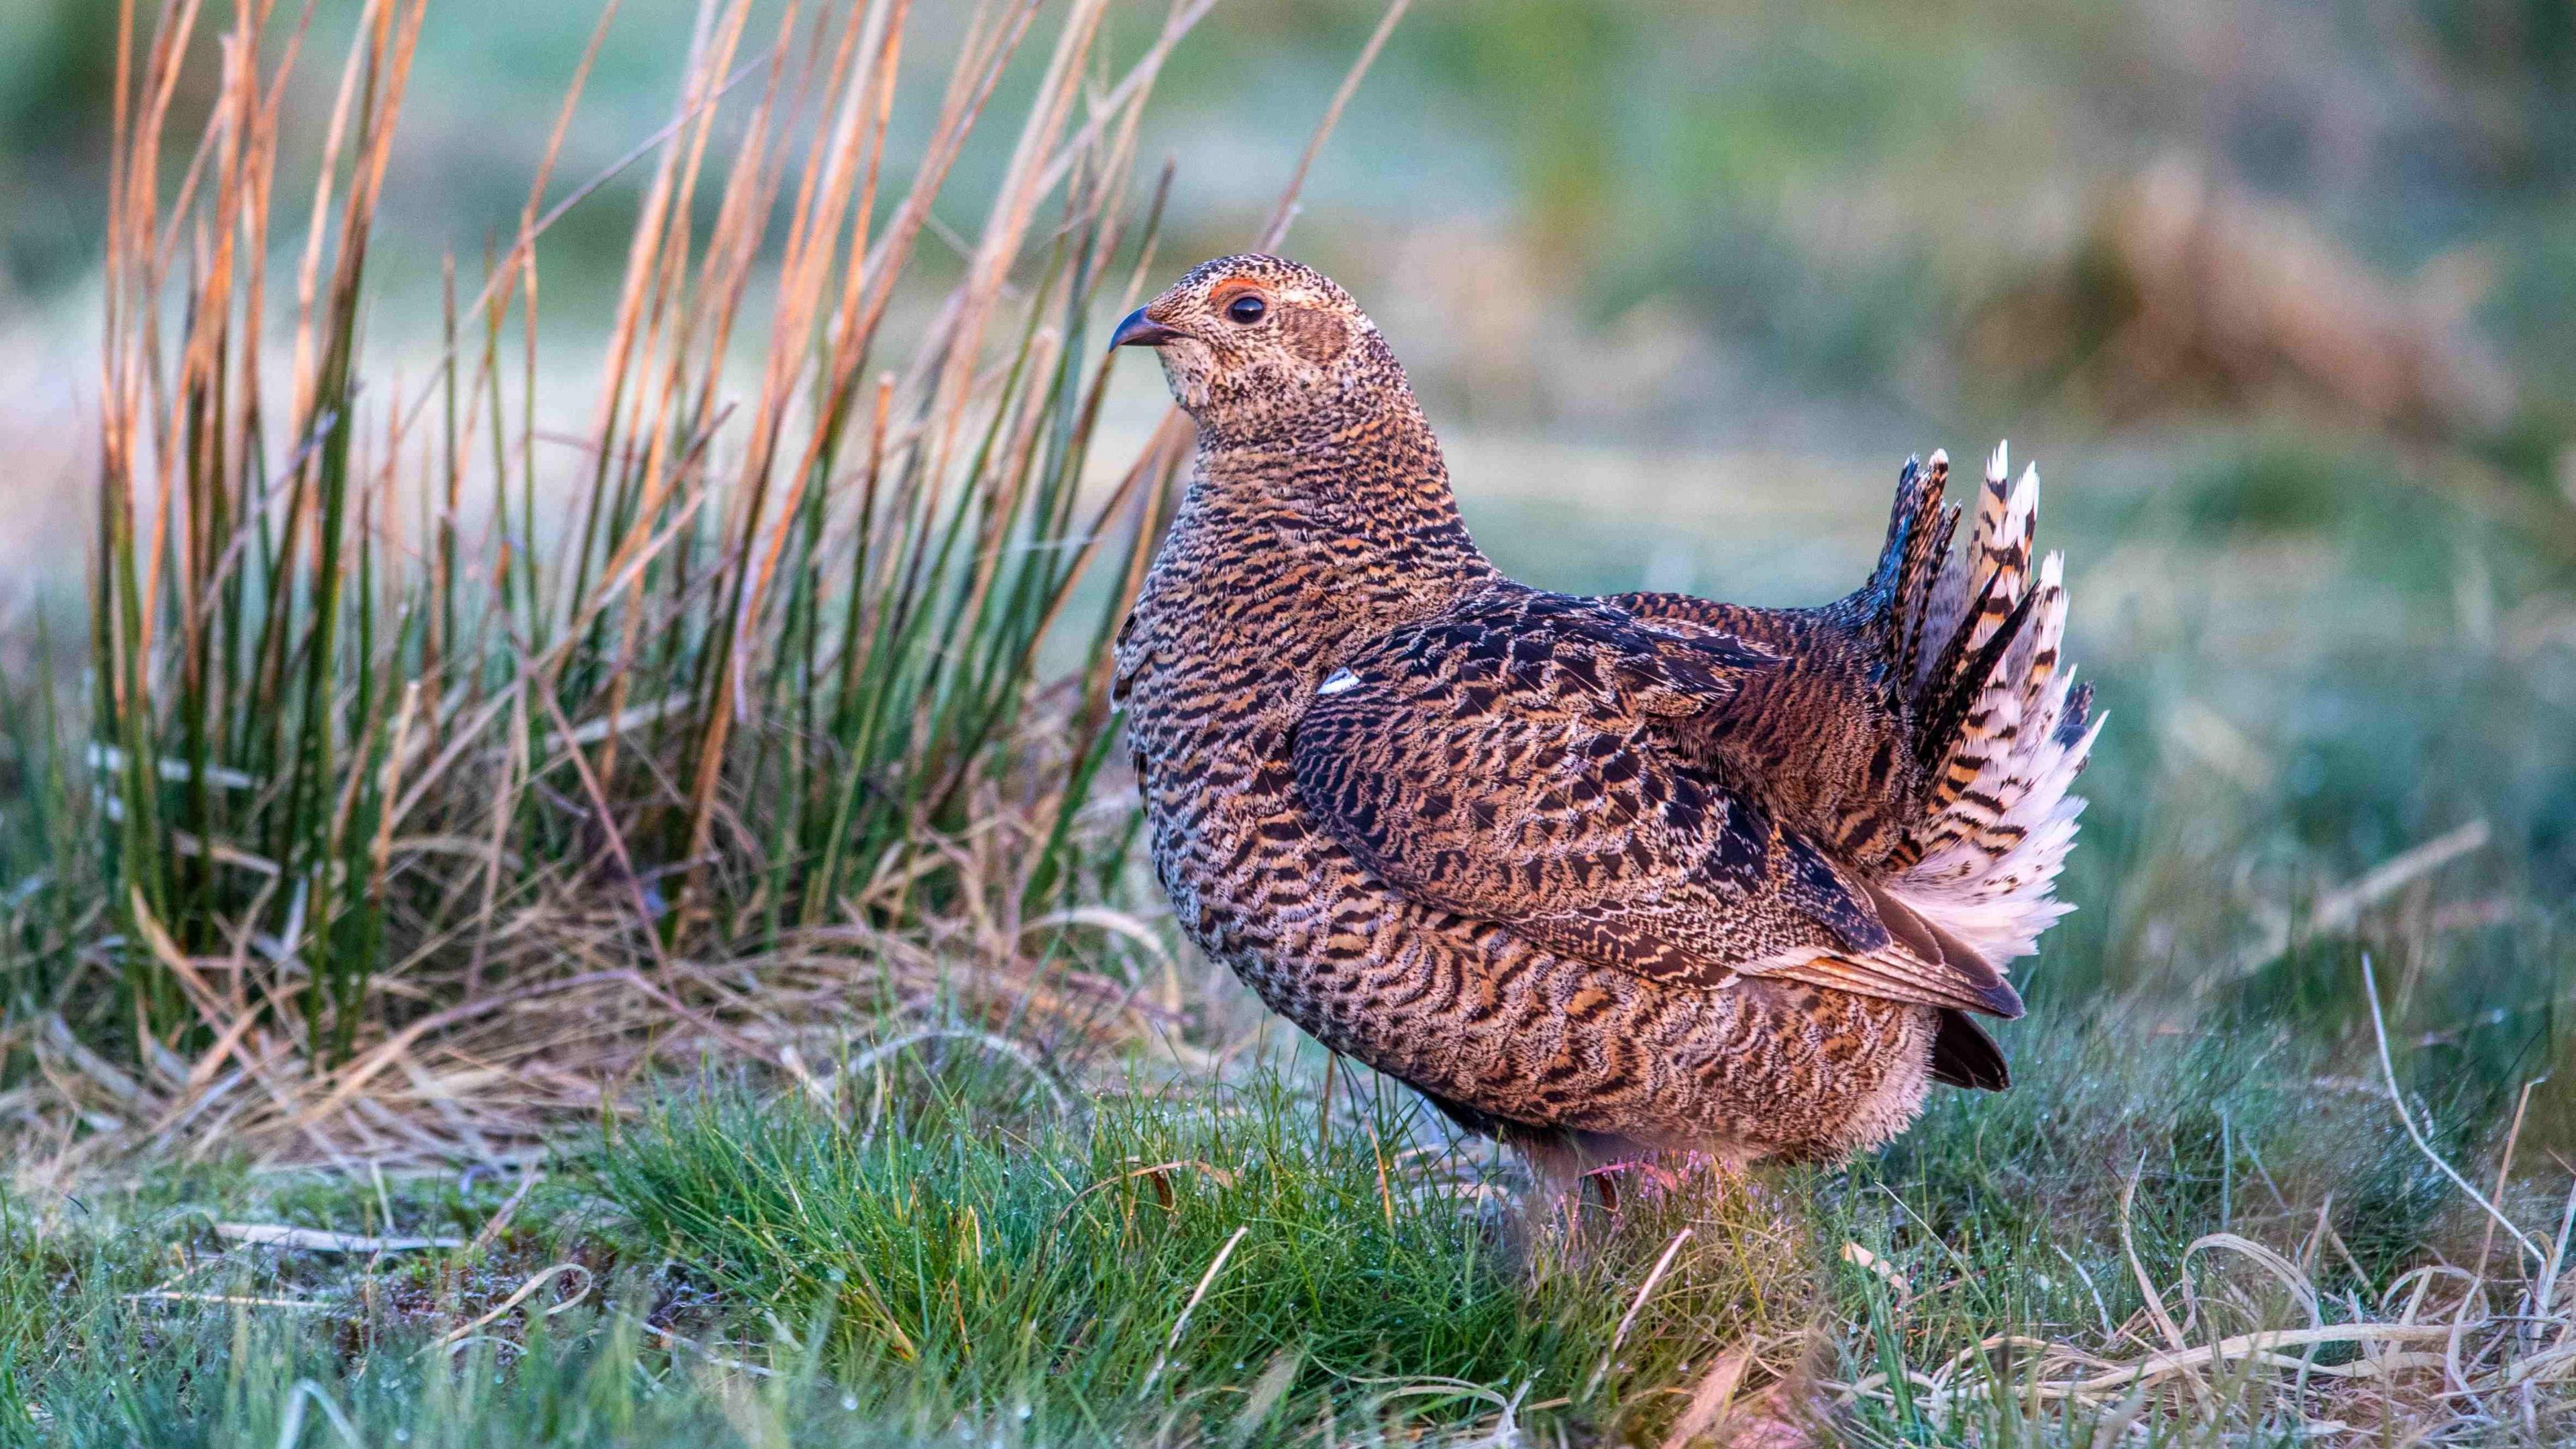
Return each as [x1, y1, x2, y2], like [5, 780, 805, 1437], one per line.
[1899, 501, 1960, 694]
[1913, 581, 2040, 771]
[2056, 680, 2096, 747]
[1858, 453, 1958, 690]
[1860, 447, 2055, 781]
[1929, 1009, 2010, 1091]
[1858, 455, 1925, 614]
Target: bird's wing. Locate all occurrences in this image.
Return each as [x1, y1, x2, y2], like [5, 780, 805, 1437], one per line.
[1291, 588, 2024, 1018]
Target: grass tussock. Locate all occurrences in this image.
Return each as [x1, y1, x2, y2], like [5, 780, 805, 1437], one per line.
[7, 0, 1266, 1175]
[593, 1069, 1805, 1420]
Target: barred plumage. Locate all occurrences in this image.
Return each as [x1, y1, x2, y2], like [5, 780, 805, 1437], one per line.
[1112, 255, 2098, 1169]
[1887, 443, 2102, 968]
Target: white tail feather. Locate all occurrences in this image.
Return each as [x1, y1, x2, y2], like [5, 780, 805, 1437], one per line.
[1890, 444, 2096, 968]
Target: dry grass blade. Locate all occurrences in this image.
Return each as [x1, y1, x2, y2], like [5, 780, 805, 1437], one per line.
[1660, 1344, 1752, 1449]
[1142, 1223, 1250, 1391]
[1256, 0, 1413, 253]
[1587, 1228, 1695, 1399]
[2229, 820, 2491, 978]
[2361, 953, 2546, 1270]
[213, 1223, 462, 1253]
[434, 1263, 594, 1346]
[125, 1291, 338, 1311]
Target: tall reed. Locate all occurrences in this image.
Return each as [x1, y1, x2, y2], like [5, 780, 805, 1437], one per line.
[57, 0, 1215, 1142]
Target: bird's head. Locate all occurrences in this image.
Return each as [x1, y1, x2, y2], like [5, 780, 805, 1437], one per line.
[1109, 254, 1392, 431]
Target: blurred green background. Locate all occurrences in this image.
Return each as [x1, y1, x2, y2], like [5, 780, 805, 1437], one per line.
[0, 1, 2571, 1132]
[9, 0, 2576, 449]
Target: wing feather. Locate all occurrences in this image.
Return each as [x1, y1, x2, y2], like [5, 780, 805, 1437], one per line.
[1291, 586, 2023, 1018]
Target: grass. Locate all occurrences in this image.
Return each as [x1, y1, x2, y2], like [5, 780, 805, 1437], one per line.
[7, 0, 1242, 1169]
[1, 1002, 2567, 1445]
[5, 0, 2576, 1445]
[596, 1074, 1699, 1430]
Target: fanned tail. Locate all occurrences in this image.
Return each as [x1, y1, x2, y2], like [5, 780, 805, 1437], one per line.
[1868, 442, 2101, 969]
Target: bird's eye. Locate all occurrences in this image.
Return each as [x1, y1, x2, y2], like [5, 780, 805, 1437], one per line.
[1226, 294, 1267, 325]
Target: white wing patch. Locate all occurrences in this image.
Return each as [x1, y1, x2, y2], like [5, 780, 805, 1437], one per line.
[1317, 668, 1360, 696]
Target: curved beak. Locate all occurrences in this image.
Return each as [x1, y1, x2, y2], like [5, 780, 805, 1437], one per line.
[1108, 306, 1179, 351]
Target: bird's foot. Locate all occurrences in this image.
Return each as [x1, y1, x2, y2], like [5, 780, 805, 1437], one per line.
[1580, 1150, 1741, 1213]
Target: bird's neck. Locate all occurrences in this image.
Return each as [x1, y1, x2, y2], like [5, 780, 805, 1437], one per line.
[1135, 390, 1493, 674]
[1185, 387, 1490, 580]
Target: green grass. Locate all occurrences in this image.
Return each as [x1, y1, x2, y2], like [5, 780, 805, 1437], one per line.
[0, 1002, 2554, 1446]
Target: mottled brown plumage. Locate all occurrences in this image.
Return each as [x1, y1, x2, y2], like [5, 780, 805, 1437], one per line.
[1111, 255, 2097, 1169]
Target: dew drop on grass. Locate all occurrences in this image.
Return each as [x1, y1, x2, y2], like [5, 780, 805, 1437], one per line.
[843, 1395, 859, 1412]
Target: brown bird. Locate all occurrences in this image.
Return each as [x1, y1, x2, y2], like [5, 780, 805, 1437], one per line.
[1110, 255, 2097, 1187]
